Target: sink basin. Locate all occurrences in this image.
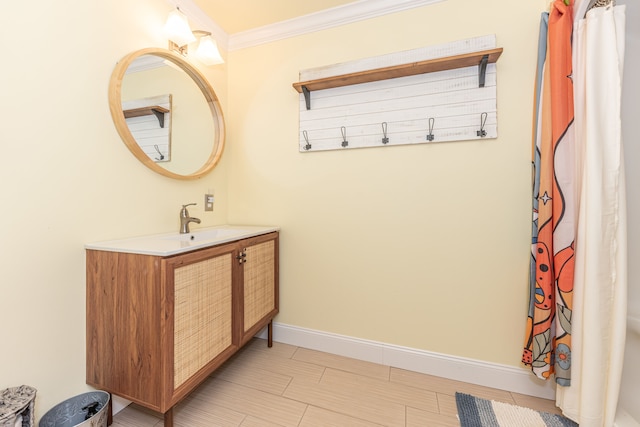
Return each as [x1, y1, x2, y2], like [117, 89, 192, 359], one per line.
[162, 228, 251, 242]
[85, 225, 279, 256]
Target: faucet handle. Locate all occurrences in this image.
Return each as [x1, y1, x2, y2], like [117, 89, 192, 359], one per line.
[180, 203, 197, 217]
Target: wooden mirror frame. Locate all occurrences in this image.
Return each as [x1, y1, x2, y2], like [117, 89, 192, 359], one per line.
[109, 48, 225, 180]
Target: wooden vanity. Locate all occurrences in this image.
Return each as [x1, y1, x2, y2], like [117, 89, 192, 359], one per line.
[85, 228, 279, 426]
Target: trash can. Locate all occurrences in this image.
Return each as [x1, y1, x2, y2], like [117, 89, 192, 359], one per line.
[0, 385, 37, 427]
[39, 391, 109, 427]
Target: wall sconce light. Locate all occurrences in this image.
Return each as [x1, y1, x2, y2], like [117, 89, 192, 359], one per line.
[194, 33, 224, 66]
[164, 8, 224, 66]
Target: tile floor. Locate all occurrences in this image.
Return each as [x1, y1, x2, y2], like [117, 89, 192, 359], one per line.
[112, 338, 561, 426]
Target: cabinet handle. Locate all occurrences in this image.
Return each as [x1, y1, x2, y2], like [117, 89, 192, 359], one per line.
[235, 251, 247, 264]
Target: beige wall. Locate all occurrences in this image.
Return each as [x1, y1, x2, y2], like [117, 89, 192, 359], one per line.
[0, 0, 229, 416]
[0, 0, 553, 420]
[227, 0, 547, 364]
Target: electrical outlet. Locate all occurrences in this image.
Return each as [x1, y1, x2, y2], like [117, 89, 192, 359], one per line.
[204, 194, 214, 211]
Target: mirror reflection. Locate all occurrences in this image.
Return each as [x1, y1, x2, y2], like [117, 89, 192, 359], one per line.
[109, 48, 225, 180]
[122, 94, 172, 163]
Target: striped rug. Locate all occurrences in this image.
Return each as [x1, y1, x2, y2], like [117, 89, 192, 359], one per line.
[455, 392, 578, 427]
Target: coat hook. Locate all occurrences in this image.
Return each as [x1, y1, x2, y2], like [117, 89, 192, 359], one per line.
[381, 122, 389, 144]
[341, 126, 348, 147]
[427, 117, 435, 141]
[477, 112, 488, 137]
[302, 130, 311, 151]
[154, 144, 165, 161]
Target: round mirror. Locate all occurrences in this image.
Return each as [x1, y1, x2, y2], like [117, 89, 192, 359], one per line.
[108, 48, 225, 179]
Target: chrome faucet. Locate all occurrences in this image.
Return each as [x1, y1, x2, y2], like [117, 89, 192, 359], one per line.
[179, 203, 201, 234]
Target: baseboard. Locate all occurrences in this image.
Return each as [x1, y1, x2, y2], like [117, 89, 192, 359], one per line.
[259, 322, 555, 400]
[614, 409, 640, 427]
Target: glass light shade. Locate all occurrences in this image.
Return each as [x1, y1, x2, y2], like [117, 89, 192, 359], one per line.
[164, 9, 196, 47]
[195, 35, 225, 65]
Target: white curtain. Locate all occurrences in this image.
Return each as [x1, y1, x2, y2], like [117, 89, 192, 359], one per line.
[555, 3, 627, 426]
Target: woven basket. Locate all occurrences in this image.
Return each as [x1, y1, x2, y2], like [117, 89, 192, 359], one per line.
[0, 385, 36, 427]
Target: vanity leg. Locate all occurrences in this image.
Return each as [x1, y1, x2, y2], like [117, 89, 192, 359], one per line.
[164, 408, 174, 427]
[268, 320, 273, 348]
[107, 393, 113, 426]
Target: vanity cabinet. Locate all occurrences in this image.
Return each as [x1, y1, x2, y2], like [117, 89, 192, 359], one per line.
[86, 232, 278, 426]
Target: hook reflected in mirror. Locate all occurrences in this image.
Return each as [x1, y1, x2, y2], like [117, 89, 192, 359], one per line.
[154, 145, 165, 161]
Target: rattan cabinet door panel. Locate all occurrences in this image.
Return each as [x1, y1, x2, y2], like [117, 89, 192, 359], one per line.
[243, 240, 275, 331]
[240, 233, 279, 345]
[173, 253, 233, 388]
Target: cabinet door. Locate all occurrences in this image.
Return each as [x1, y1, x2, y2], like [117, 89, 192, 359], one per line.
[170, 247, 234, 392]
[241, 233, 279, 342]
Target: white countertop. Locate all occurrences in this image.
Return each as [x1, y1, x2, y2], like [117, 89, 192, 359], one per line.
[85, 225, 279, 256]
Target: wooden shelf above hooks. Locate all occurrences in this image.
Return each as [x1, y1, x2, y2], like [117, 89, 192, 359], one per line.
[123, 106, 170, 128]
[293, 48, 503, 110]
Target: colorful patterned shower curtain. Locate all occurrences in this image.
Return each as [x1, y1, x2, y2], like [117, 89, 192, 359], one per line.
[522, 0, 576, 386]
[524, 1, 628, 424]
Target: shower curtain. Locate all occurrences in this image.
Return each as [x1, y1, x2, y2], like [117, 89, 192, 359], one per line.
[524, 1, 628, 426]
[523, 0, 576, 387]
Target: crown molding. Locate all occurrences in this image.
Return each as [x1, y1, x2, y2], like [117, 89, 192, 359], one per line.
[167, 0, 445, 52]
[228, 0, 446, 51]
